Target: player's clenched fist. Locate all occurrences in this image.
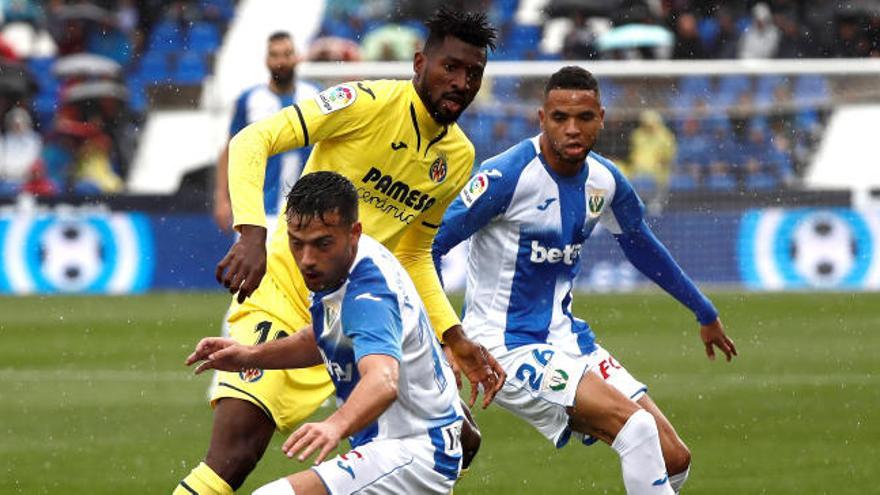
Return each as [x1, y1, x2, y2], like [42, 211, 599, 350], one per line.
[185, 337, 254, 374]
[215, 225, 267, 303]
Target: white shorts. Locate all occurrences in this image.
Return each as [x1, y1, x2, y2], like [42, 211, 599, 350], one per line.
[311, 423, 463, 494]
[493, 343, 647, 448]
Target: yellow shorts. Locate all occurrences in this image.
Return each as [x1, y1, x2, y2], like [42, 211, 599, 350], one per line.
[209, 273, 334, 431]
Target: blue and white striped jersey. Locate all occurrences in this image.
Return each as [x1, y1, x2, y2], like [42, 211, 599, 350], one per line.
[229, 81, 319, 214]
[433, 136, 648, 354]
[310, 235, 463, 464]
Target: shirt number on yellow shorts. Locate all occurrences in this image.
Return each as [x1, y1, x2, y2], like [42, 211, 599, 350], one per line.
[254, 321, 289, 344]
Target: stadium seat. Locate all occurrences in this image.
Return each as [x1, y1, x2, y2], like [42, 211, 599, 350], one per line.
[669, 173, 698, 191]
[137, 52, 172, 83]
[745, 172, 778, 190]
[187, 23, 221, 52]
[630, 175, 658, 197]
[697, 17, 720, 49]
[174, 53, 207, 84]
[149, 21, 184, 52]
[705, 173, 737, 190]
[493, 76, 519, 99]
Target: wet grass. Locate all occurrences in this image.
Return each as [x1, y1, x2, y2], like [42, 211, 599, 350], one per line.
[1, 291, 877, 494]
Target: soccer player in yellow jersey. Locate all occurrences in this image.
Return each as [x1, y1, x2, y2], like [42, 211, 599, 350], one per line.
[174, 9, 503, 495]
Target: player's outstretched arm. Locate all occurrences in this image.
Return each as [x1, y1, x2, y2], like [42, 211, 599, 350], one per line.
[614, 220, 737, 361]
[282, 354, 399, 464]
[186, 326, 322, 373]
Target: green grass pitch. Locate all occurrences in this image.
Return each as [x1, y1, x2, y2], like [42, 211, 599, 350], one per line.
[1, 291, 877, 494]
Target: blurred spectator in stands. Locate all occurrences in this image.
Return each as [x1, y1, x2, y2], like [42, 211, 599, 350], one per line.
[705, 125, 736, 189]
[675, 117, 711, 183]
[628, 110, 676, 193]
[672, 13, 706, 59]
[361, 24, 422, 61]
[832, 14, 871, 58]
[3, 0, 45, 29]
[727, 92, 754, 143]
[116, 0, 139, 35]
[775, 13, 808, 58]
[738, 3, 780, 59]
[72, 131, 123, 195]
[0, 107, 42, 195]
[561, 12, 599, 60]
[308, 36, 361, 62]
[710, 8, 740, 59]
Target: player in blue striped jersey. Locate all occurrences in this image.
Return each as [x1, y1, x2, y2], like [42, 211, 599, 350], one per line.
[213, 31, 319, 232]
[189, 172, 464, 495]
[433, 67, 737, 494]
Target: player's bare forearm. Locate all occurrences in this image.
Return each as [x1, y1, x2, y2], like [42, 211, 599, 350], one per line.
[280, 360, 397, 466]
[326, 355, 399, 436]
[214, 143, 230, 201]
[250, 326, 323, 369]
[187, 329, 321, 374]
[213, 143, 233, 231]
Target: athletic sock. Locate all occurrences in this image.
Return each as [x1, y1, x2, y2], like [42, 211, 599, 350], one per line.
[252, 478, 296, 495]
[610, 409, 674, 495]
[669, 465, 690, 493]
[173, 462, 233, 495]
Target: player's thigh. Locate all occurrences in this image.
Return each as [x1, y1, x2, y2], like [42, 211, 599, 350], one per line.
[568, 372, 640, 444]
[311, 436, 459, 495]
[492, 344, 590, 447]
[210, 310, 334, 431]
[586, 344, 648, 401]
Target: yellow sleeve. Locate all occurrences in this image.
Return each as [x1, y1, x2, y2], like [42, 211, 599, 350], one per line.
[395, 143, 475, 342]
[395, 220, 459, 342]
[229, 81, 385, 228]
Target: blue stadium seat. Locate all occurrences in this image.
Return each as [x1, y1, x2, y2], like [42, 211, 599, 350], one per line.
[493, 77, 519, 99]
[150, 21, 184, 51]
[630, 175, 658, 197]
[187, 23, 221, 52]
[506, 24, 542, 53]
[705, 173, 736, 190]
[745, 172, 778, 190]
[127, 76, 149, 112]
[697, 17, 719, 49]
[716, 75, 751, 106]
[174, 53, 207, 84]
[137, 52, 172, 83]
[321, 17, 357, 40]
[669, 173, 698, 191]
[672, 76, 712, 108]
[27, 57, 54, 77]
[756, 74, 785, 95]
[794, 75, 829, 98]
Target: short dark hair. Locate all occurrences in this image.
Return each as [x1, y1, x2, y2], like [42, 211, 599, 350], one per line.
[285, 172, 358, 228]
[268, 31, 292, 43]
[544, 66, 600, 97]
[424, 6, 497, 52]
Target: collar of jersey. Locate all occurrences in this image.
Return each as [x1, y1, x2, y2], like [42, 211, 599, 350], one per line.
[407, 82, 447, 139]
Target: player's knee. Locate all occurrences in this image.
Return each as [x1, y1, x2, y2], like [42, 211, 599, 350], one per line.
[206, 444, 263, 490]
[666, 440, 691, 474]
[460, 414, 481, 470]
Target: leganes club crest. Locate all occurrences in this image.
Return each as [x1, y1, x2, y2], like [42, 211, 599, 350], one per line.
[588, 189, 606, 216]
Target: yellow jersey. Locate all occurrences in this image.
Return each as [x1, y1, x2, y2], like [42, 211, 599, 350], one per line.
[228, 79, 474, 339]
